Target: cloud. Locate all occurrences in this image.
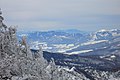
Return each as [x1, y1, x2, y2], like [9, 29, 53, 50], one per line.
[0, 0, 120, 31]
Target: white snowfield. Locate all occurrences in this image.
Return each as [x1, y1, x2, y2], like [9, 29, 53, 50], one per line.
[56, 40, 107, 54]
[65, 49, 93, 55]
[62, 67, 75, 72]
[110, 55, 116, 58]
[98, 29, 108, 32]
[101, 29, 120, 37]
[81, 40, 108, 46]
[57, 40, 107, 53]
[100, 55, 116, 61]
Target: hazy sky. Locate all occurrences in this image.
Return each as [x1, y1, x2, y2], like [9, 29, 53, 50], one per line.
[0, 0, 120, 31]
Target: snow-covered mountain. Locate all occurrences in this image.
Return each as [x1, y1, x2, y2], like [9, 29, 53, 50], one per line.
[17, 30, 90, 52]
[17, 29, 120, 54]
[18, 30, 89, 44]
[91, 29, 120, 41]
[56, 29, 120, 55]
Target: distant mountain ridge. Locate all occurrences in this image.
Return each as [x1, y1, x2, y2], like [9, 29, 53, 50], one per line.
[17, 29, 120, 53]
[17, 29, 90, 52]
[91, 29, 120, 41]
[64, 29, 120, 55]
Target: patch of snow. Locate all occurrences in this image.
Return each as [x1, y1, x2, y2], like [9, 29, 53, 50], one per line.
[63, 67, 75, 72]
[100, 55, 116, 59]
[65, 49, 93, 55]
[70, 67, 75, 71]
[110, 55, 116, 58]
[103, 47, 107, 48]
[98, 29, 108, 32]
[106, 58, 112, 61]
[30, 41, 54, 51]
[30, 45, 40, 50]
[81, 40, 108, 46]
[100, 56, 105, 58]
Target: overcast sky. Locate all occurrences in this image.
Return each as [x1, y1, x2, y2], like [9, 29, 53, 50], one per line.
[0, 0, 120, 31]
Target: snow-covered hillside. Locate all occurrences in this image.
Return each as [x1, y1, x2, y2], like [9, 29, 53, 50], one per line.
[0, 10, 90, 80]
[92, 29, 120, 41]
[1, 10, 120, 80]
